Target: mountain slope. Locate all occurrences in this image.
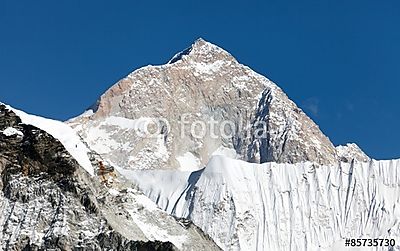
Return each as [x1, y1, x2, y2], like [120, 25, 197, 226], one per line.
[0, 104, 221, 250]
[5, 104, 95, 175]
[336, 143, 371, 163]
[68, 38, 338, 171]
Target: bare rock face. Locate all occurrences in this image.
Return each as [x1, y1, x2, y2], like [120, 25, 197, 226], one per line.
[336, 143, 371, 162]
[69, 39, 338, 170]
[0, 104, 221, 250]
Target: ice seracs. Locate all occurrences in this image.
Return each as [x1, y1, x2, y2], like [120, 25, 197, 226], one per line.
[130, 155, 400, 251]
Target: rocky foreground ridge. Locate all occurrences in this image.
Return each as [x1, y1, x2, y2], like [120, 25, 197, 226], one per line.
[0, 104, 220, 250]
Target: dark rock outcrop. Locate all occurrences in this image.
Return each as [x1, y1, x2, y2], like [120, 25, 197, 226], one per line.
[0, 104, 177, 250]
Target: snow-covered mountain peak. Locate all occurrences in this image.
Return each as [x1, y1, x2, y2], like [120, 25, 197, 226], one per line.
[336, 143, 370, 162]
[168, 38, 236, 65]
[69, 40, 340, 170]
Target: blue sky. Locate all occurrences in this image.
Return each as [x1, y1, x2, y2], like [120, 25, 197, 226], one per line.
[1, 0, 399, 159]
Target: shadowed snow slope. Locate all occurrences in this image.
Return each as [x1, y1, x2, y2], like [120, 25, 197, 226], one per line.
[127, 155, 400, 251]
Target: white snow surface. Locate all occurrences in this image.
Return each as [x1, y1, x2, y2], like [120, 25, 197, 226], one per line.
[211, 146, 239, 159]
[104, 116, 153, 132]
[120, 169, 193, 216]
[129, 155, 400, 251]
[4, 105, 95, 176]
[2, 127, 23, 137]
[176, 152, 201, 171]
[193, 60, 225, 75]
[126, 207, 187, 249]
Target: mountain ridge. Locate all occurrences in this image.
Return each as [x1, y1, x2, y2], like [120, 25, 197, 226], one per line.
[69, 38, 346, 170]
[0, 104, 222, 250]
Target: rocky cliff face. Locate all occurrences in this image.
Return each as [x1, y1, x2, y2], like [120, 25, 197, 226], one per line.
[68, 38, 338, 171]
[0, 104, 220, 250]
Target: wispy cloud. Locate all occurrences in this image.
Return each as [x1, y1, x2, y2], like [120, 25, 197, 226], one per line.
[302, 97, 320, 117]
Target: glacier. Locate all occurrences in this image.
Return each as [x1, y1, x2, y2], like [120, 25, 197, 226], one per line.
[124, 155, 400, 250]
